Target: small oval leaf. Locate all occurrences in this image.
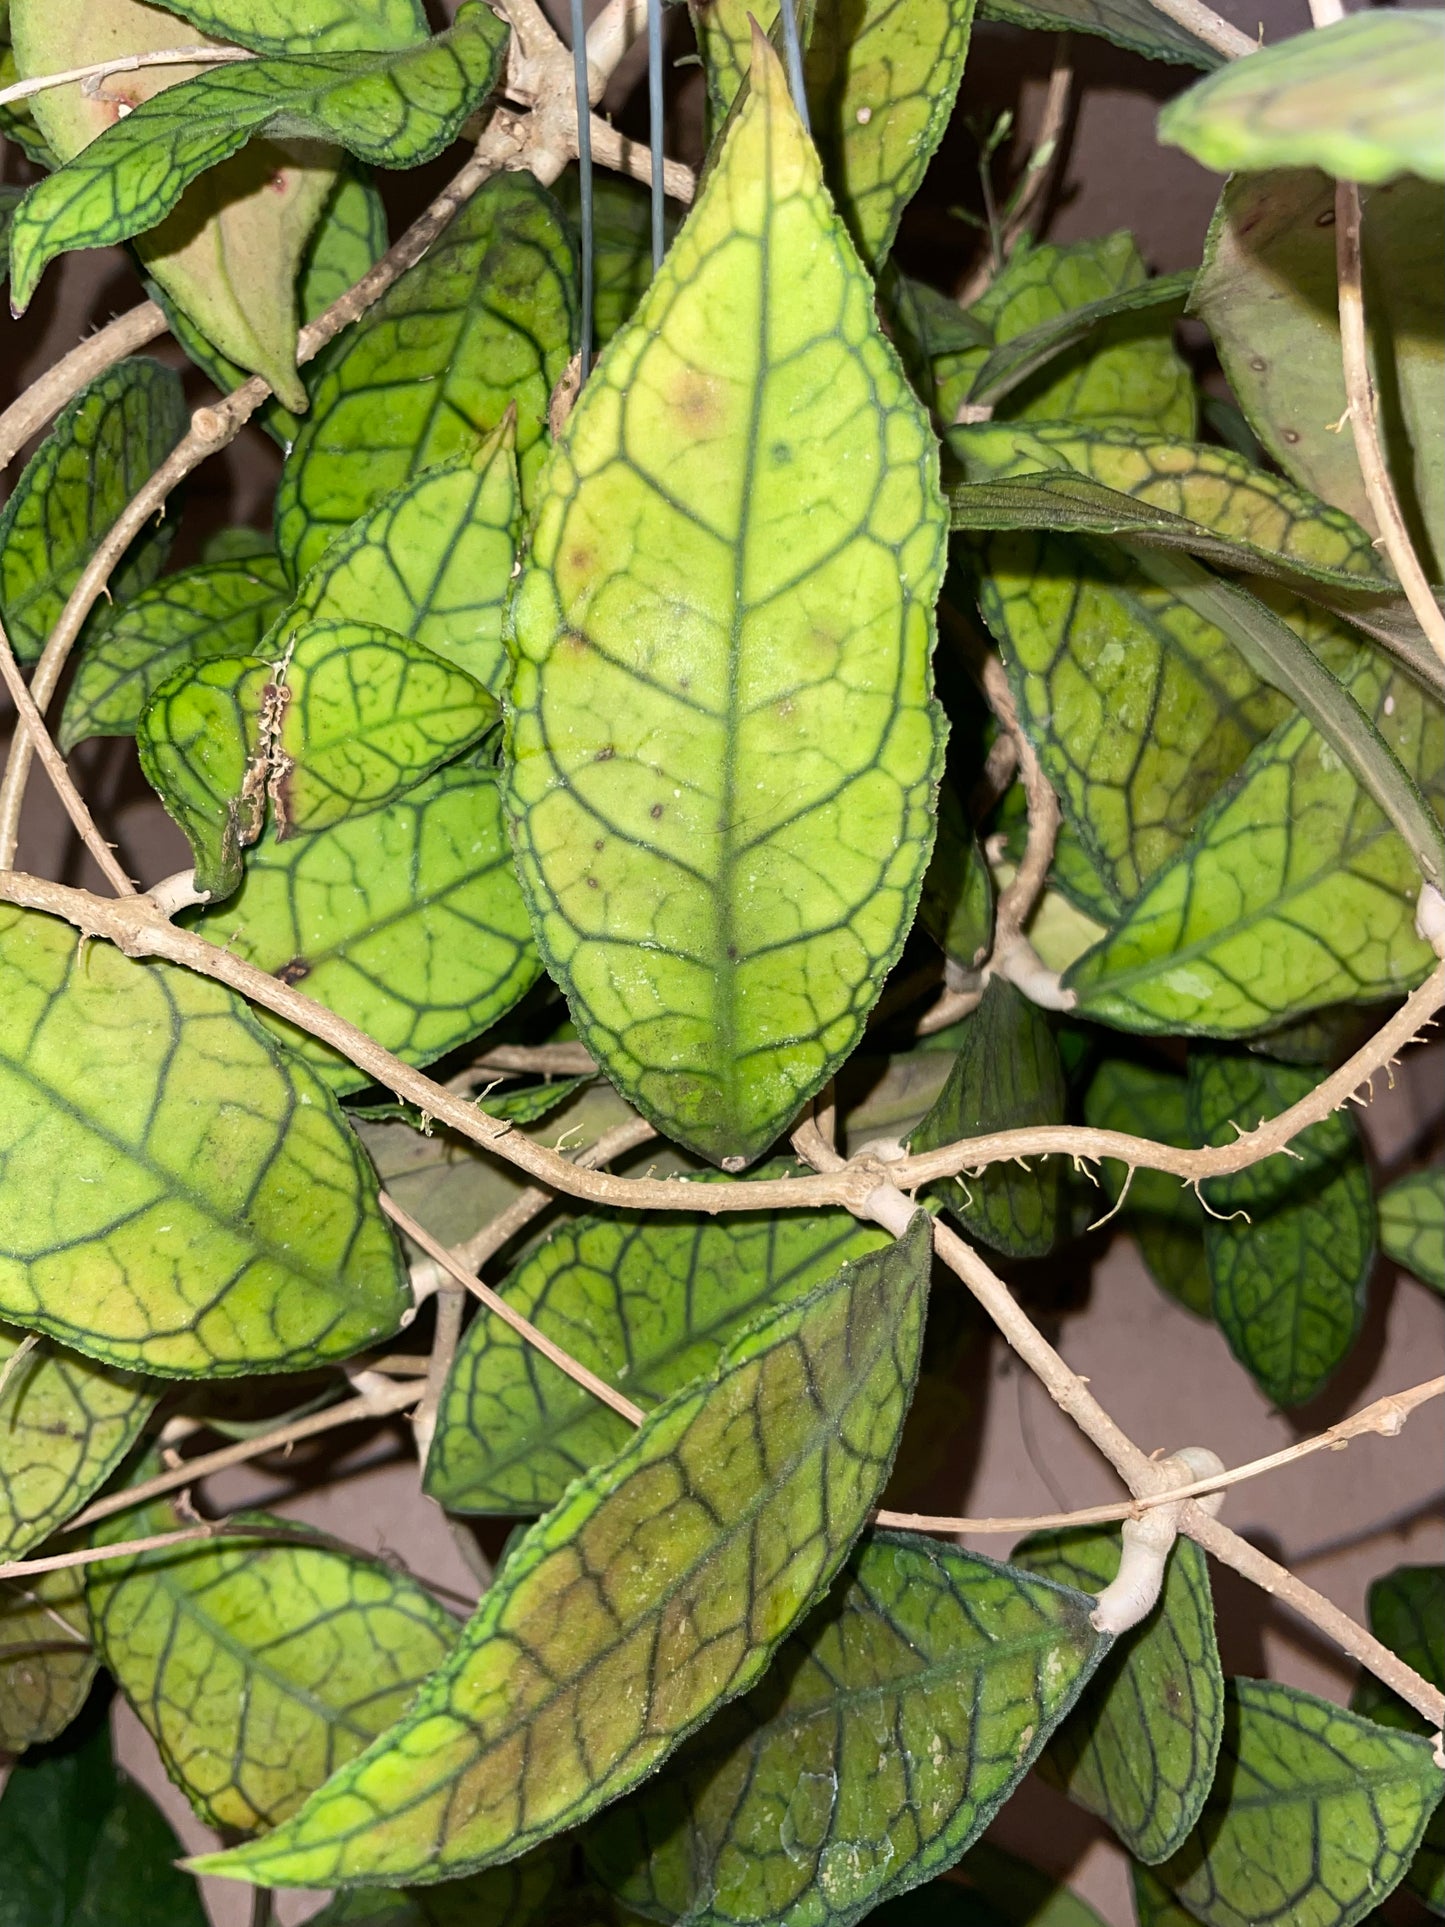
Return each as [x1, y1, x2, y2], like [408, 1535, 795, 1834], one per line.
[1082, 1060, 1210, 1318]
[1378, 1170, 1445, 1294]
[0, 1568, 96, 1754]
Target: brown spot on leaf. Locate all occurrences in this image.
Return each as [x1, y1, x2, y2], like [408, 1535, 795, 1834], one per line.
[275, 958, 311, 986]
[669, 369, 723, 435]
[650, 802, 664, 819]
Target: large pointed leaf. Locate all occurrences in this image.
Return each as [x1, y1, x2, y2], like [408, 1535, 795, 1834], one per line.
[1192, 170, 1443, 577]
[425, 1174, 888, 1514]
[585, 1533, 1104, 1925]
[8, 5, 508, 317]
[284, 420, 520, 696]
[59, 556, 291, 751]
[197, 1214, 932, 1887]
[0, 1711, 210, 1927]
[1378, 1170, 1445, 1293]
[277, 171, 577, 580]
[0, 360, 185, 664]
[0, 1326, 155, 1559]
[1152, 1678, 1443, 1927]
[1354, 1566, 1445, 1912]
[0, 905, 409, 1376]
[1159, 12, 1445, 187]
[186, 756, 539, 1094]
[89, 1502, 458, 1832]
[146, 0, 429, 54]
[976, 0, 1219, 67]
[1068, 651, 1442, 1034]
[139, 620, 498, 899]
[909, 978, 1066, 1258]
[1013, 1528, 1223, 1864]
[0, 1568, 95, 1754]
[1187, 1052, 1373, 1405]
[505, 37, 945, 1168]
[1082, 1060, 1209, 1318]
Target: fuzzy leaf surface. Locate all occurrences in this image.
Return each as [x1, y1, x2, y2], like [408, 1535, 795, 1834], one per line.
[1153, 1678, 1443, 1927]
[1013, 1528, 1223, 1863]
[0, 905, 409, 1376]
[0, 359, 185, 663]
[506, 39, 945, 1167]
[145, 0, 429, 54]
[1188, 1052, 1373, 1405]
[187, 756, 539, 1094]
[1377, 1170, 1445, 1293]
[910, 978, 1066, 1257]
[60, 556, 290, 750]
[198, 1214, 931, 1887]
[585, 1533, 1103, 1926]
[1159, 12, 1445, 185]
[89, 1502, 458, 1832]
[8, 5, 507, 313]
[277, 171, 576, 579]
[1082, 1060, 1209, 1317]
[1352, 1565, 1445, 1912]
[0, 1326, 155, 1559]
[0, 1568, 95, 1755]
[425, 1174, 888, 1513]
[284, 421, 520, 696]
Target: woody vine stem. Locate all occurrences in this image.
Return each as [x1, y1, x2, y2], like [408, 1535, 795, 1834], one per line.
[1, 0, 1442, 1752]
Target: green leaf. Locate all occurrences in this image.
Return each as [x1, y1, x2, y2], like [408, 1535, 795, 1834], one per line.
[139, 619, 498, 899]
[0, 183, 22, 271]
[0, 1326, 156, 1559]
[1188, 1052, 1373, 1406]
[277, 170, 577, 580]
[956, 1844, 1112, 1927]
[966, 274, 1195, 414]
[934, 235, 1196, 436]
[1082, 1060, 1209, 1317]
[59, 556, 291, 751]
[1068, 650, 1442, 1034]
[919, 777, 995, 973]
[977, 0, 1218, 67]
[146, 0, 429, 54]
[1152, 1678, 1444, 1927]
[284, 416, 521, 696]
[308, 1844, 581, 1925]
[475, 1076, 591, 1125]
[1377, 1170, 1445, 1293]
[505, 38, 946, 1168]
[8, 5, 508, 317]
[89, 1502, 458, 1832]
[0, 45, 57, 168]
[186, 755, 540, 1094]
[1012, 1529, 1223, 1863]
[910, 978, 1067, 1258]
[197, 1214, 932, 1887]
[201, 526, 276, 564]
[555, 171, 673, 348]
[1159, 12, 1445, 187]
[0, 904, 409, 1377]
[1191, 170, 1443, 578]
[0, 1709, 210, 1927]
[425, 1171, 888, 1514]
[0, 1568, 96, 1755]
[0, 359, 186, 664]
[1131, 1863, 1203, 1927]
[1353, 1565, 1445, 1912]
[585, 1532, 1104, 1925]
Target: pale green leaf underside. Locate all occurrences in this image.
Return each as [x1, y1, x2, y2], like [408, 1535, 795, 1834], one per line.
[1159, 11, 1445, 186]
[1068, 651, 1442, 1034]
[1378, 1170, 1445, 1292]
[8, 5, 507, 312]
[425, 1171, 888, 1513]
[60, 557, 291, 751]
[1013, 1528, 1223, 1863]
[0, 359, 186, 663]
[1154, 1678, 1443, 1927]
[977, 0, 1219, 67]
[585, 1533, 1103, 1927]
[0, 1324, 156, 1559]
[0, 905, 409, 1376]
[277, 171, 577, 581]
[187, 756, 539, 1094]
[1083, 1060, 1210, 1318]
[505, 40, 946, 1167]
[198, 1215, 931, 1888]
[146, 0, 430, 54]
[89, 1502, 458, 1833]
[284, 420, 520, 697]
[0, 1566, 95, 1754]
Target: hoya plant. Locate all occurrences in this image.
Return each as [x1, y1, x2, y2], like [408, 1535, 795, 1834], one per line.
[0, 0, 1441, 1922]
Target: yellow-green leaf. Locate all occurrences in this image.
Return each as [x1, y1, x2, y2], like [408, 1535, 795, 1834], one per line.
[89, 1502, 458, 1832]
[144, 0, 429, 55]
[1378, 1170, 1445, 1294]
[425, 1172, 888, 1514]
[0, 905, 409, 1377]
[0, 1567, 95, 1754]
[196, 1214, 931, 1887]
[277, 171, 576, 580]
[585, 1533, 1104, 1925]
[505, 34, 946, 1168]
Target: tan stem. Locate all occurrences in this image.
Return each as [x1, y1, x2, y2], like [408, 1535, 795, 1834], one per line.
[413, 1288, 466, 1470]
[459, 1042, 599, 1079]
[0, 303, 168, 476]
[1145, 0, 1256, 59]
[0, 46, 253, 112]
